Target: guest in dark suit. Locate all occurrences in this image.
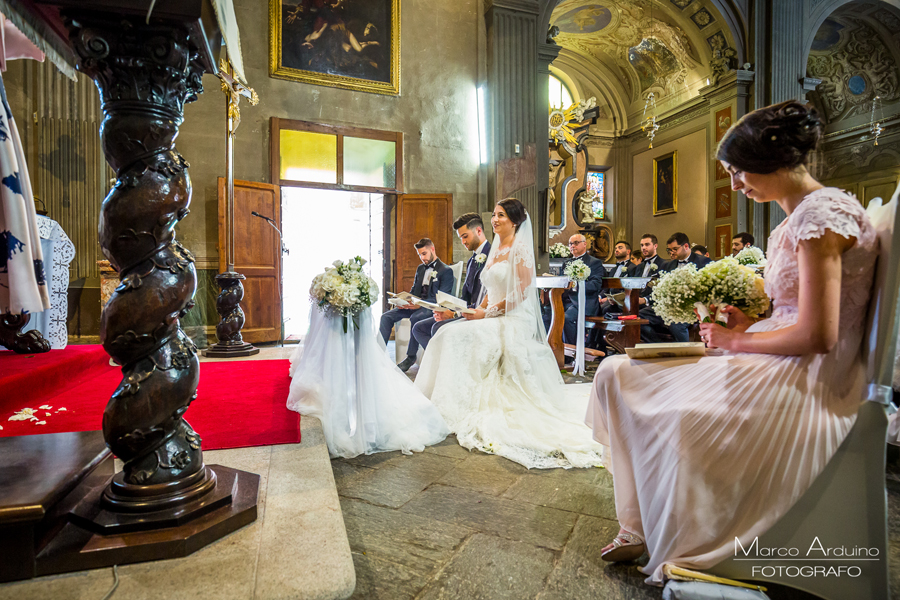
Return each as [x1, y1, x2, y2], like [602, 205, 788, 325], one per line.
[640, 232, 711, 343]
[626, 233, 666, 278]
[541, 234, 605, 347]
[606, 240, 632, 278]
[692, 244, 710, 259]
[412, 213, 491, 351]
[380, 238, 454, 372]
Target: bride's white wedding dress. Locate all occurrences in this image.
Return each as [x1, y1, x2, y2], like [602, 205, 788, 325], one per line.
[415, 216, 604, 469]
[287, 307, 449, 458]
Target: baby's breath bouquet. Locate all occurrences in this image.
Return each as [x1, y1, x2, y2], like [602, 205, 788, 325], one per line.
[734, 245, 767, 268]
[550, 242, 572, 258]
[694, 257, 769, 323]
[650, 264, 702, 325]
[310, 256, 379, 332]
[564, 258, 591, 282]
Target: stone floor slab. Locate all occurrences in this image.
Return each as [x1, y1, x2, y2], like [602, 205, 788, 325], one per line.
[502, 470, 616, 520]
[340, 497, 473, 573]
[423, 434, 473, 459]
[349, 552, 428, 600]
[400, 484, 578, 551]
[436, 453, 527, 496]
[417, 533, 557, 600]
[338, 452, 461, 508]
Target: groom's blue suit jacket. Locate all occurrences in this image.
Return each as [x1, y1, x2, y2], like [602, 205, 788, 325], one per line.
[461, 241, 491, 308]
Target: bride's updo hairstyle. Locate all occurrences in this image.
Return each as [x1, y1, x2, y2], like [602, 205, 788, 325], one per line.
[497, 197, 527, 233]
[716, 101, 823, 174]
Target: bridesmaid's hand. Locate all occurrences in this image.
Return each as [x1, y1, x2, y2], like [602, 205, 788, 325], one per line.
[699, 322, 741, 351]
[718, 305, 754, 332]
[464, 308, 486, 320]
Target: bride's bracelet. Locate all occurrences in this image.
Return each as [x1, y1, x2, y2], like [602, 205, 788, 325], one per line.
[485, 306, 503, 319]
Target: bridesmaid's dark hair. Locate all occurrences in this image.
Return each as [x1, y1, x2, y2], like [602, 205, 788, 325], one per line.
[497, 198, 527, 232]
[716, 101, 823, 174]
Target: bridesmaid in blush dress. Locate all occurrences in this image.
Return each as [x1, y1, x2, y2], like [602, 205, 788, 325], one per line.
[586, 101, 879, 584]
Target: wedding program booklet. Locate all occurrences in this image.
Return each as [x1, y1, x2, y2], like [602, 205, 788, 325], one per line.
[435, 291, 476, 315]
[387, 291, 476, 315]
[625, 342, 706, 359]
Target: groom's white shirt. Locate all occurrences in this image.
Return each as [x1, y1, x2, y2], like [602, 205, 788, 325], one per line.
[474, 240, 488, 257]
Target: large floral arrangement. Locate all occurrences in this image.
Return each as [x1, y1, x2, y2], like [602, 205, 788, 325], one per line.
[651, 257, 769, 325]
[549, 243, 571, 258]
[564, 258, 591, 282]
[734, 245, 767, 268]
[310, 257, 379, 330]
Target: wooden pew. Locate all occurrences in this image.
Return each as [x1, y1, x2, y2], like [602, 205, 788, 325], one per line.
[585, 277, 650, 355]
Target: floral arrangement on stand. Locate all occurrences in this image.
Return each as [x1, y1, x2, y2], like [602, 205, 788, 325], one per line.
[549, 243, 572, 258]
[651, 257, 769, 326]
[564, 258, 591, 283]
[310, 256, 379, 332]
[734, 246, 767, 269]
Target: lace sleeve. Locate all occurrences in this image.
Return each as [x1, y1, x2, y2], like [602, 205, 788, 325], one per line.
[790, 190, 865, 249]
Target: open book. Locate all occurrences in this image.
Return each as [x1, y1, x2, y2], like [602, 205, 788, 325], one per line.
[387, 291, 476, 315]
[624, 342, 706, 359]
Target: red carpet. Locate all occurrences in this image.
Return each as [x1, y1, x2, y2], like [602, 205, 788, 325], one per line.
[0, 345, 111, 408]
[0, 355, 300, 451]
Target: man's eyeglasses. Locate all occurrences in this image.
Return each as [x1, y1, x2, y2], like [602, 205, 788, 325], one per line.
[665, 247, 680, 255]
[568, 241, 585, 246]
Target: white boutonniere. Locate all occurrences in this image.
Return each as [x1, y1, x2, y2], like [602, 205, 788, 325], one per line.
[423, 268, 435, 284]
[649, 263, 659, 273]
[475, 253, 487, 264]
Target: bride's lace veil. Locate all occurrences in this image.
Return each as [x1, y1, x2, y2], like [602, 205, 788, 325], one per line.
[476, 211, 550, 345]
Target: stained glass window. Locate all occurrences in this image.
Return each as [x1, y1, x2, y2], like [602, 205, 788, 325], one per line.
[587, 170, 605, 220]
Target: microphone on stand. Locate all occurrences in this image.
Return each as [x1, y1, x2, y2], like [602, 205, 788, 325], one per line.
[251, 211, 273, 222]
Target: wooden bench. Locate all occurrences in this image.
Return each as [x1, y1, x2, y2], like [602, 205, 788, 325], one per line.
[585, 277, 650, 355]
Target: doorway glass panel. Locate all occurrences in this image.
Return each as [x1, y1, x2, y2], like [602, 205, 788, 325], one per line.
[281, 188, 384, 341]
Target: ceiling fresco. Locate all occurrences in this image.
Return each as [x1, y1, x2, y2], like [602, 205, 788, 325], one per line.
[807, 3, 900, 125]
[549, 0, 740, 133]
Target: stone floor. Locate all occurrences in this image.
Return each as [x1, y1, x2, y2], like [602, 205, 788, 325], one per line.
[333, 436, 900, 600]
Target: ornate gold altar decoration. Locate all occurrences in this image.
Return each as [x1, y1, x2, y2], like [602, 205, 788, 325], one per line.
[549, 97, 598, 146]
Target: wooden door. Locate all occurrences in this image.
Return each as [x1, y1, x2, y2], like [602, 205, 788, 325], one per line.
[394, 194, 453, 293]
[218, 179, 282, 343]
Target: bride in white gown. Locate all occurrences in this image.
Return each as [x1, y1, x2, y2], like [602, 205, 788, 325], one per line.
[287, 284, 449, 459]
[415, 198, 604, 469]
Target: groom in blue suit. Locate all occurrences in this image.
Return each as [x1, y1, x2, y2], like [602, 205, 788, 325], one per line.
[412, 213, 490, 352]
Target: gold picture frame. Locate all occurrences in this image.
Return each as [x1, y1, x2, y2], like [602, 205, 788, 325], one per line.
[653, 151, 677, 215]
[269, 0, 401, 96]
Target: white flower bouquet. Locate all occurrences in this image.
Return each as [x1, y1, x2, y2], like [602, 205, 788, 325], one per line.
[734, 245, 767, 268]
[694, 257, 769, 323]
[550, 243, 572, 258]
[651, 257, 769, 326]
[310, 256, 379, 331]
[650, 264, 702, 325]
[564, 258, 591, 282]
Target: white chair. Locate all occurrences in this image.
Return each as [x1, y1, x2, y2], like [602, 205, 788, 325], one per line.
[394, 261, 464, 363]
[707, 188, 900, 600]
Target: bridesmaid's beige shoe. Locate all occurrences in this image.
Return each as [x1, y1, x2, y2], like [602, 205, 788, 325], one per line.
[601, 532, 645, 562]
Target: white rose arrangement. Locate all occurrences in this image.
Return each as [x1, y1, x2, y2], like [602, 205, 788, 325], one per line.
[549, 243, 572, 258]
[310, 256, 379, 332]
[650, 257, 769, 326]
[734, 245, 767, 268]
[564, 258, 591, 282]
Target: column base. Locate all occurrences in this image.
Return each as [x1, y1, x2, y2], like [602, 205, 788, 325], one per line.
[203, 341, 260, 358]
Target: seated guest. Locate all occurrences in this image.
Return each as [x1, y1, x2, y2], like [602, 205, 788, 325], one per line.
[629, 252, 643, 268]
[380, 238, 454, 372]
[542, 234, 605, 347]
[586, 100, 877, 585]
[639, 232, 710, 343]
[627, 234, 666, 277]
[607, 241, 632, 277]
[412, 213, 490, 351]
[732, 231, 755, 256]
[692, 244, 710, 258]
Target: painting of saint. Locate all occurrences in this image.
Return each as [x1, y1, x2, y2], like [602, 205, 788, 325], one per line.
[653, 151, 677, 215]
[270, 0, 400, 95]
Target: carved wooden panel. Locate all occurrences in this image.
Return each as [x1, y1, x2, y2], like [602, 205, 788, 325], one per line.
[395, 194, 453, 294]
[218, 178, 282, 343]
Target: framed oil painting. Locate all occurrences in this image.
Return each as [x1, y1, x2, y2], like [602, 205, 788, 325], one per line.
[653, 151, 677, 216]
[269, 0, 400, 95]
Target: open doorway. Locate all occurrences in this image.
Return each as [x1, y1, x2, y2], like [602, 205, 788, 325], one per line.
[281, 188, 385, 341]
